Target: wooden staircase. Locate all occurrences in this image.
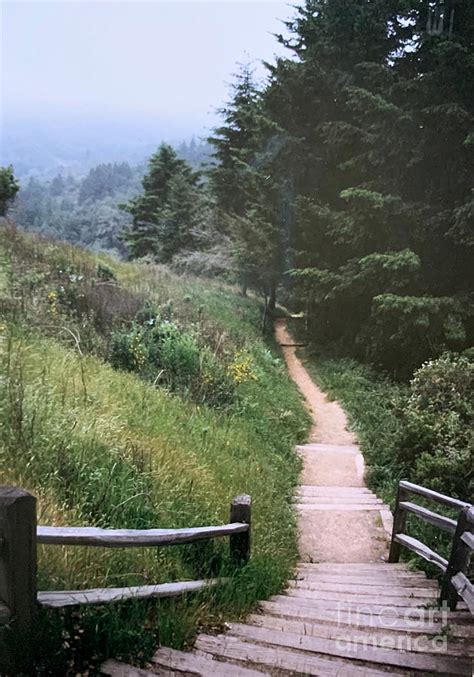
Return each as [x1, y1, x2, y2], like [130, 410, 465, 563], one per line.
[101, 325, 473, 675]
[103, 561, 474, 675]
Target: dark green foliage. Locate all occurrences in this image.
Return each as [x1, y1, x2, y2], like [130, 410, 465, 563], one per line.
[0, 166, 20, 215]
[208, 65, 286, 301]
[97, 262, 116, 282]
[208, 65, 267, 216]
[211, 0, 473, 374]
[396, 353, 474, 499]
[11, 167, 141, 253]
[362, 294, 467, 376]
[121, 144, 203, 261]
[109, 310, 236, 407]
[78, 162, 133, 204]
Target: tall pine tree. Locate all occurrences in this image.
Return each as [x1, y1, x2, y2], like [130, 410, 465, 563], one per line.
[121, 144, 199, 261]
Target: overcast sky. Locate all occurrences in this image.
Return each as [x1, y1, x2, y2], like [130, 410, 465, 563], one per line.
[2, 1, 293, 134]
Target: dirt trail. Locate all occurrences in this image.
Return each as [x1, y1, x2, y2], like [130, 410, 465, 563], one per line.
[275, 319, 389, 563]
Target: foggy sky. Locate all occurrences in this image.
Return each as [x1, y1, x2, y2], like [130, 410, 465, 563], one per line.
[2, 1, 293, 135]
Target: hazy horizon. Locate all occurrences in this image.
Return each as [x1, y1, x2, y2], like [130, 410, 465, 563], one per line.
[1, 1, 293, 175]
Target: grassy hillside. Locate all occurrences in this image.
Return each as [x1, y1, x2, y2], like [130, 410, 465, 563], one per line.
[0, 226, 310, 674]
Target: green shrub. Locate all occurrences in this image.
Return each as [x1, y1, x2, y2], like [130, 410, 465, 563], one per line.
[109, 323, 148, 372]
[97, 262, 116, 281]
[149, 320, 200, 386]
[396, 353, 474, 499]
[109, 304, 239, 407]
[363, 294, 467, 377]
[195, 346, 236, 407]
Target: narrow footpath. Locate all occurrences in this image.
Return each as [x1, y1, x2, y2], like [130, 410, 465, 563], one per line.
[106, 320, 474, 676]
[274, 318, 391, 564]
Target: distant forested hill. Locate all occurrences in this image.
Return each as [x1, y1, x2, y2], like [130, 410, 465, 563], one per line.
[8, 139, 211, 253]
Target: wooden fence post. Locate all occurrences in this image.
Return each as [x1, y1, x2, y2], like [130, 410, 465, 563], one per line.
[0, 486, 37, 674]
[229, 495, 251, 565]
[388, 482, 409, 563]
[441, 506, 474, 610]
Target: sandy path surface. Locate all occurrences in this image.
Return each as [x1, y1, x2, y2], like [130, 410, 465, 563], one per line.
[276, 319, 388, 563]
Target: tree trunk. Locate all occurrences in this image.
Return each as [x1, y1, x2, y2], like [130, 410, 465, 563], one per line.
[268, 281, 276, 312]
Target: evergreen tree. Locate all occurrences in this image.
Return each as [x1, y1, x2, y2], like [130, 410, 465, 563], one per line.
[0, 166, 20, 216]
[209, 65, 288, 304]
[50, 174, 65, 197]
[261, 0, 473, 373]
[208, 64, 269, 216]
[120, 144, 199, 260]
[205, 0, 472, 373]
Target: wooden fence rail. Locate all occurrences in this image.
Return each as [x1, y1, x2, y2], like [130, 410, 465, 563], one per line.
[0, 485, 251, 673]
[389, 479, 473, 612]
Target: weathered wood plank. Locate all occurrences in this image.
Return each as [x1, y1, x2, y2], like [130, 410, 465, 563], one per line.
[296, 503, 383, 511]
[195, 634, 407, 677]
[152, 646, 264, 676]
[37, 523, 248, 547]
[270, 594, 432, 613]
[294, 572, 436, 587]
[399, 480, 471, 511]
[355, 453, 365, 481]
[288, 580, 438, 598]
[0, 486, 37, 674]
[451, 572, 474, 615]
[461, 531, 474, 550]
[38, 578, 221, 608]
[298, 485, 372, 494]
[441, 506, 474, 610]
[245, 614, 473, 652]
[297, 495, 383, 504]
[394, 534, 448, 571]
[228, 623, 472, 674]
[399, 501, 457, 534]
[388, 483, 410, 563]
[229, 495, 251, 565]
[380, 508, 394, 536]
[285, 587, 436, 607]
[259, 601, 474, 637]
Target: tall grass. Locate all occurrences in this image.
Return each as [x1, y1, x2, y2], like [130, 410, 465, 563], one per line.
[0, 227, 310, 673]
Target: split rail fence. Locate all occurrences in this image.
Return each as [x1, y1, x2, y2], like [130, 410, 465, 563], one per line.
[0, 486, 251, 672]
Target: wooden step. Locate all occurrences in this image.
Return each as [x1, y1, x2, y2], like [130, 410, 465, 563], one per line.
[246, 613, 474, 648]
[296, 496, 384, 504]
[153, 646, 263, 676]
[298, 486, 373, 495]
[288, 580, 438, 598]
[297, 503, 384, 511]
[227, 623, 472, 675]
[297, 563, 410, 571]
[293, 573, 436, 587]
[284, 588, 437, 606]
[269, 594, 445, 614]
[259, 601, 474, 637]
[195, 634, 410, 676]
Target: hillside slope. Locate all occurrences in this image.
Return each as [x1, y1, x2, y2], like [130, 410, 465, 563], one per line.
[0, 225, 309, 673]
